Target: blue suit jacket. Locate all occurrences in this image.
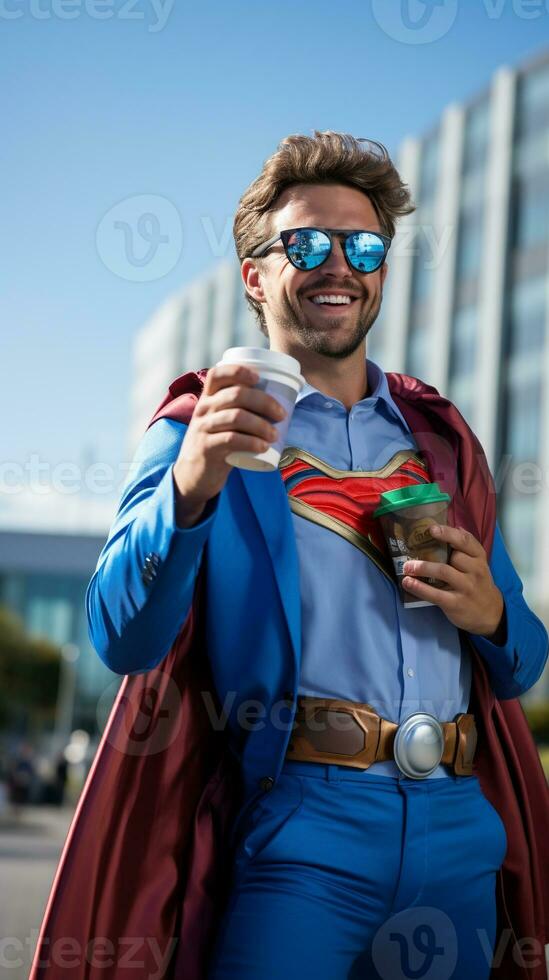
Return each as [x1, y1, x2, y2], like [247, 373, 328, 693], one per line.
[87, 416, 548, 799]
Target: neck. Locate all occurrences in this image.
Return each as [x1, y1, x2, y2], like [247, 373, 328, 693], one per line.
[269, 345, 369, 412]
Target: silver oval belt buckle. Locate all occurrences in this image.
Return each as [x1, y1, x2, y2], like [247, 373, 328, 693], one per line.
[393, 712, 445, 779]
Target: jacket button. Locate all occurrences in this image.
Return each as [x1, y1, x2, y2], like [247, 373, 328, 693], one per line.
[141, 552, 161, 586]
[259, 776, 274, 792]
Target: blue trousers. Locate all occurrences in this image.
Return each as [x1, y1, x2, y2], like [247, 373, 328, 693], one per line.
[207, 758, 508, 980]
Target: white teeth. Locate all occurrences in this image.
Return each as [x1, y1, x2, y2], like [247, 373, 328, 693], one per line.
[311, 294, 353, 305]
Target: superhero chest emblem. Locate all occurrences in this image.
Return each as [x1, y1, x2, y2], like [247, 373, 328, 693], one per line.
[278, 446, 432, 583]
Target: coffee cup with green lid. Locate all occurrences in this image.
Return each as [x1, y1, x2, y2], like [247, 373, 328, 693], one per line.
[373, 483, 452, 609]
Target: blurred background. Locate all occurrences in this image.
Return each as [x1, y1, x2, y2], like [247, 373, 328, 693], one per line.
[1, 2, 549, 975]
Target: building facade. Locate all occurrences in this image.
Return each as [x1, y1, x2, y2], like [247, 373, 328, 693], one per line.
[0, 530, 118, 737]
[129, 50, 549, 699]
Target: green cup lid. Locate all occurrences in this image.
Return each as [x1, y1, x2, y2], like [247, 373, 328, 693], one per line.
[373, 482, 451, 518]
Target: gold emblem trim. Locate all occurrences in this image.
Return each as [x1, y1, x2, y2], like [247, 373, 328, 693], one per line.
[279, 446, 427, 480]
[279, 446, 428, 583]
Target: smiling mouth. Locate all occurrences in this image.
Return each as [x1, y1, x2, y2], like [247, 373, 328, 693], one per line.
[304, 296, 361, 313]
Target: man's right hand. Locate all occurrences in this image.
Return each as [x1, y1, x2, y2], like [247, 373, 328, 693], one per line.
[172, 363, 287, 527]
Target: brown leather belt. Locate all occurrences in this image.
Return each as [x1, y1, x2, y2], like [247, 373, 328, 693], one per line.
[286, 696, 478, 778]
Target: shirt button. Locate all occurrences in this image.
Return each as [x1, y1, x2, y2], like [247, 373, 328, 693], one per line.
[407, 667, 415, 678]
[324, 401, 332, 409]
[259, 776, 275, 792]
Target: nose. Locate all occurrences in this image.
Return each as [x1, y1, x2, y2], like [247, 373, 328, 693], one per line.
[321, 236, 350, 276]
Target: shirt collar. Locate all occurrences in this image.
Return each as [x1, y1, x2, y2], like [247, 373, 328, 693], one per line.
[294, 356, 411, 432]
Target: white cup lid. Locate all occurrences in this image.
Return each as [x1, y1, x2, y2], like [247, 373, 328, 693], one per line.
[220, 346, 302, 379]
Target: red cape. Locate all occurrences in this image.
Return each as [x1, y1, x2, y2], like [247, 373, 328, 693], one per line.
[30, 369, 549, 980]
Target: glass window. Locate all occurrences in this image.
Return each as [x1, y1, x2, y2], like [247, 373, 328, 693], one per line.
[462, 98, 490, 173]
[517, 61, 549, 134]
[455, 211, 484, 282]
[503, 375, 542, 464]
[448, 375, 476, 429]
[405, 324, 428, 378]
[418, 132, 439, 204]
[449, 306, 477, 379]
[27, 596, 73, 646]
[514, 130, 549, 178]
[176, 306, 190, 371]
[514, 176, 549, 249]
[204, 282, 217, 363]
[506, 276, 547, 356]
[501, 497, 538, 579]
[410, 230, 435, 303]
[461, 168, 487, 210]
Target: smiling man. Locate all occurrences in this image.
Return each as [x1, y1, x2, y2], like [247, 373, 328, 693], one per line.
[244, 184, 387, 401]
[31, 132, 549, 980]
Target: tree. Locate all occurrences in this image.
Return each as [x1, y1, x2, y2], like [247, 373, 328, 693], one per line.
[0, 605, 61, 734]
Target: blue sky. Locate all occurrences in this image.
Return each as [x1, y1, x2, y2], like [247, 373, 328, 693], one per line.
[1, 0, 547, 530]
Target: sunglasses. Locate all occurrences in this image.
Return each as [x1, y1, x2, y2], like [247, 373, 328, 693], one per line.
[250, 227, 391, 274]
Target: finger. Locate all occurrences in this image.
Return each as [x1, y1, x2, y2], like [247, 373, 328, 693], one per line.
[210, 384, 285, 423]
[402, 575, 456, 607]
[429, 524, 483, 558]
[448, 548, 478, 573]
[402, 559, 464, 591]
[209, 430, 271, 457]
[205, 407, 279, 443]
[204, 364, 259, 396]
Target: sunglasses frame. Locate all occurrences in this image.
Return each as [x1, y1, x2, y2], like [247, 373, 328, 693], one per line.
[250, 226, 392, 274]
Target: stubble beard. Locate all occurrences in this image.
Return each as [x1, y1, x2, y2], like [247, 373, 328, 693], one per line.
[269, 290, 383, 360]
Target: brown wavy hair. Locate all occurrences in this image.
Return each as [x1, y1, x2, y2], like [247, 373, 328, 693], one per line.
[233, 130, 416, 336]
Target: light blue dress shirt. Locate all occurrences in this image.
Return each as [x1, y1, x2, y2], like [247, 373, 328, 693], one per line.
[86, 357, 548, 781]
[286, 357, 473, 776]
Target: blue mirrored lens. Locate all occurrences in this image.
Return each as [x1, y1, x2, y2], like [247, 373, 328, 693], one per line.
[286, 229, 331, 270]
[346, 232, 386, 272]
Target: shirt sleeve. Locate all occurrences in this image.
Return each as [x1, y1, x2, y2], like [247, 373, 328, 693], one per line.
[85, 417, 220, 675]
[467, 519, 548, 699]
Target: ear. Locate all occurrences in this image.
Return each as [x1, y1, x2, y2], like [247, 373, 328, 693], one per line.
[381, 262, 388, 287]
[241, 258, 266, 303]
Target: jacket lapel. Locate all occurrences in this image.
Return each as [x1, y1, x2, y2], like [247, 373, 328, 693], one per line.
[237, 467, 302, 669]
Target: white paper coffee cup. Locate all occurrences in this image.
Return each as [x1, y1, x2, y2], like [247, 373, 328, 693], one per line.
[216, 346, 306, 471]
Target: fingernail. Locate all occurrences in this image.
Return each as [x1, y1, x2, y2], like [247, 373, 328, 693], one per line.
[430, 525, 441, 535]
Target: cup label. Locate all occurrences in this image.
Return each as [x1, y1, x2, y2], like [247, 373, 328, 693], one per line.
[406, 517, 438, 550]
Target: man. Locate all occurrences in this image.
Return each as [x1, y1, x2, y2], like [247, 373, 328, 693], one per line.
[31, 132, 548, 980]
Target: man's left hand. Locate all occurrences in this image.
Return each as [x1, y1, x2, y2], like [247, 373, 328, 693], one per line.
[402, 524, 505, 638]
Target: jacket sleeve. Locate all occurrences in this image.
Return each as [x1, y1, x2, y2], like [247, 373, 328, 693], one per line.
[467, 520, 548, 699]
[85, 417, 220, 675]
